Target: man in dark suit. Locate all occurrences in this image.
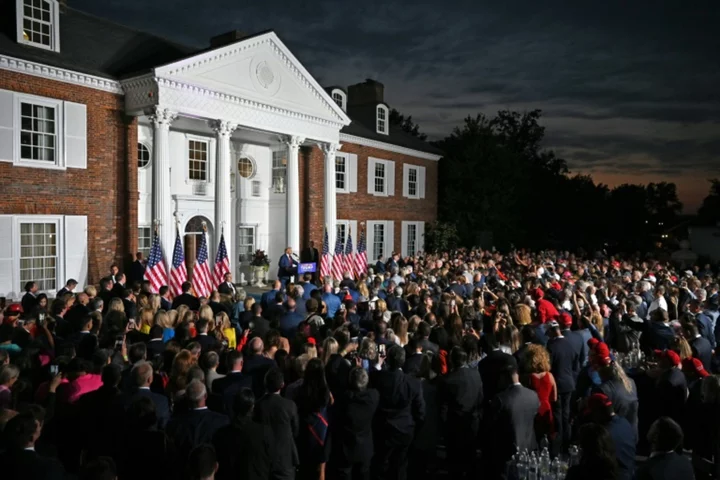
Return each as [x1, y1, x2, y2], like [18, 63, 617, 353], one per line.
[21, 281, 38, 318]
[130, 252, 146, 285]
[121, 361, 171, 428]
[213, 388, 274, 480]
[483, 356, 540, 480]
[438, 346, 484, 479]
[414, 322, 439, 356]
[217, 272, 237, 297]
[637, 417, 694, 480]
[193, 319, 220, 353]
[261, 280, 282, 311]
[478, 333, 514, 405]
[684, 321, 713, 371]
[56, 278, 78, 298]
[244, 338, 277, 399]
[254, 368, 299, 480]
[546, 320, 579, 453]
[172, 281, 201, 311]
[0, 412, 68, 480]
[146, 325, 166, 359]
[277, 247, 298, 290]
[213, 350, 253, 415]
[370, 344, 425, 480]
[159, 286, 172, 311]
[110, 273, 127, 298]
[329, 367, 380, 480]
[166, 380, 229, 458]
[300, 241, 320, 283]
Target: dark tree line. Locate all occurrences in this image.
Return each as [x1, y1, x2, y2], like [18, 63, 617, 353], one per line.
[391, 109, 706, 251]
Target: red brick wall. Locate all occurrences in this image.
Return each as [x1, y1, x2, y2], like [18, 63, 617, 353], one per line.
[301, 142, 438, 250]
[0, 71, 131, 285]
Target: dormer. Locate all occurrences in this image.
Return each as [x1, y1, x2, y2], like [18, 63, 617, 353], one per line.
[330, 88, 347, 112]
[347, 79, 391, 135]
[376, 104, 389, 135]
[16, 0, 61, 52]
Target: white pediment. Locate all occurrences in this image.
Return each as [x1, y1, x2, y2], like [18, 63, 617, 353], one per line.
[154, 32, 350, 127]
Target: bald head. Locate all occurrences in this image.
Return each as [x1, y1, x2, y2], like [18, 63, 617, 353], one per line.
[131, 361, 153, 387]
[250, 337, 264, 354]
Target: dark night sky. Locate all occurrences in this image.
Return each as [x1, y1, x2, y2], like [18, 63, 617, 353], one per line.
[73, 0, 720, 212]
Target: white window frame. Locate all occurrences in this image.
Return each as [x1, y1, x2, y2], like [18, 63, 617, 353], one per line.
[335, 152, 349, 194]
[14, 93, 64, 169]
[376, 104, 389, 135]
[371, 222, 385, 261]
[187, 136, 210, 183]
[331, 89, 347, 111]
[237, 225, 256, 262]
[138, 142, 151, 169]
[368, 157, 394, 197]
[12, 215, 64, 296]
[16, 0, 61, 52]
[138, 226, 152, 259]
[271, 149, 287, 194]
[18, 217, 60, 293]
[401, 221, 424, 257]
[407, 166, 419, 199]
[251, 180, 261, 197]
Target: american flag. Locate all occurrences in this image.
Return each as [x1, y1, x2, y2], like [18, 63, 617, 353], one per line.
[144, 231, 167, 293]
[344, 226, 355, 279]
[169, 228, 187, 297]
[192, 232, 212, 298]
[213, 233, 230, 287]
[331, 226, 344, 281]
[355, 226, 368, 277]
[319, 226, 331, 280]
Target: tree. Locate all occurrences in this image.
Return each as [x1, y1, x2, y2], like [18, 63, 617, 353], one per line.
[389, 108, 428, 140]
[645, 182, 683, 223]
[424, 221, 460, 253]
[698, 179, 720, 224]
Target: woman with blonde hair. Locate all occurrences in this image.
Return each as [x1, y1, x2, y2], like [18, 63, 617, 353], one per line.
[524, 344, 557, 442]
[390, 313, 409, 347]
[138, 308, 155, 335]
[154, 310, 175, 343]
[217, 311, 236, 349]
[357, 282, 369, 299]
[198, 305, 214, 324]
[106, 297, 125, 315]
[149, 294, 162, 314]
[321, 338, 339, 365]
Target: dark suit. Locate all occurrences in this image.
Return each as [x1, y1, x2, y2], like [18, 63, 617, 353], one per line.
[213, 417, 275, 480]
[243, 355, 277, 399]
[166, 408, 229, 458]
[122, 387, 171, 429]
[131, 260, 146, 284]
[146, 338, 166, 359]
[194, 333, 220, 353]
[330, 389, 380, 480]
[547, 335, 579, 451]
[370, 368, 425, 480]
[0, 449, 67, 480]
[478, 349, 515, 405]
[172, 293, 200, 311]
[277, 254, 298, 287]
[484, 384, 540, 479]
[690, 335, 713, 372]
[403, 353, 424, 376]
[122, 298, 138, 320]
[21, 292, 37, 318]
[300, 247, 320, 282]
[212, 372, 253, 416]
[74, 385, 125, 457]
[218, 282, 237, 297]
[255, 393, 300, 480]
[438, 365, 484, 477]
[636, 452, 694, 480]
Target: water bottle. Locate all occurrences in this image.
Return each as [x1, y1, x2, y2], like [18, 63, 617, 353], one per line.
[569, 445, 580, 466]
[540, 434, 550, 453]
[540, 448, 551, 478]
[518, 450, 529, 480]
[550, 457, 561, 480]
[527, 452, 538, 480]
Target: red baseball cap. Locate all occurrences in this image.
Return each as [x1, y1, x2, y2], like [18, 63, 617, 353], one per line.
[654, 349, 681, 367]
[4, 304, 22, 316]
[584, 392, 613, 415]
[559, 312, 573, 328]
[306, 337, 317, 346]
[682, 357, 709, 377]
[594, 343, 611, 362]
[587, 338, 601, 349]
[533, 288, 545, 300]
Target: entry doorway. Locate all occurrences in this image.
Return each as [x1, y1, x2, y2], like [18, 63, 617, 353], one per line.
[184, 215, 213, 281]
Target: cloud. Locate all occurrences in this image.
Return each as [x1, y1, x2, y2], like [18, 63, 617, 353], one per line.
[71, 0, 720, 211]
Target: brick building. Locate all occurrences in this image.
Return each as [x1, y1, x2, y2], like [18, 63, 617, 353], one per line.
[0, 0, 441, 298]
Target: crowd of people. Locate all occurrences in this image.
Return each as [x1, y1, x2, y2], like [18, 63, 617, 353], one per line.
[0, 247, 719, 480]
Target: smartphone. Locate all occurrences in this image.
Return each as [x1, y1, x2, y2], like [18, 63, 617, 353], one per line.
[464, 321, 472, 331]
[38, 312, 46, 326]
[50, 365, 59, 376]
[127, 319, 136, 330]
[378, 344, 386, 357]
[114, 335, 125, 350]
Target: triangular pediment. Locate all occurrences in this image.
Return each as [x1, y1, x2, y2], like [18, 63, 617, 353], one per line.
[154, 32, 350, 125]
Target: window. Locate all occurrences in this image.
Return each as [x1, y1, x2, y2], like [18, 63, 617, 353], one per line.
[188, 139, 208, 181]
[251, 180, 261, 197]
[372, 223, 385, 259]
[19, 221, 57, 291]
[138, 227, 151, 258]
[335, 155, 346, 191]
[406, 223, 417, 256]
[408, 167, 418, 197]
[237, 157, 254, 178]
[237, 226, 255, 262]
[272, 150, 286, 193]
[337, 223, 347, 246]
[374, 162, 385, 194]
[19, 0, 59, 51]
[376, 104, 388, 134]
[137, 143, 150, 168]
[331, 89, 346, 111]
[20, 101, 57, 163]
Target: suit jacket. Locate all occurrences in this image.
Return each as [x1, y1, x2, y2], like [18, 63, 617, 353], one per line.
[213, 417, 275, 480]
[483, 384, 540, 463]
[122, 298, 138, 320]
[330, 388, 380, 464]
[21, 292, 37, 317]
[146, 338, 166, 359]
[636, 452, 694, 480]
[172, 293, 200, 311]
[243, 355, 277, 399]
[547, 336, 580, 394]
[478, 349, 515, 403]
[131, 260, 146, 284]
[217, 282, 237, 296]
[0, 448, 67, 480]
[254, 393, 300, 474]
[403, 353, 425, 376]
[300, 247, 319, 263]
[438, 366, 484, 433]
[370, 368, 425, 442]
[691, 335, 713, 372]
[160, 297, 172, 311]
[122, 387, 171, 428]
[212, 371, 253, 415]
[194, 333, 220, 353]
[277, 254, 297, 279]
[261, 289, 280, 310]
[166, 408, 230, 458]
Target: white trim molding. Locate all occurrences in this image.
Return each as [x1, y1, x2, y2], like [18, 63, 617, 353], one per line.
[0, 54, 123, 94]
[339, 133, 442, 161]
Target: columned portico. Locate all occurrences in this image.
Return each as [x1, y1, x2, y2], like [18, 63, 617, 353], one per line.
[212, 120, 237, 268]
[150, 106, 177, 268]
[285, 135, 304, 253]
[322, 142, 341, 253]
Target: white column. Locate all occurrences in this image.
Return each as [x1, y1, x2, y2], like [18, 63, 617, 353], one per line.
[211, 120, 237, 274]
[285, 135, 304, 254]
[321, 142, 341, 253]
[150, 107, 177, 271]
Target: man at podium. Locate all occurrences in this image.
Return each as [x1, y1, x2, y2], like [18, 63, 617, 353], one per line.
[277, 246, 298, 289]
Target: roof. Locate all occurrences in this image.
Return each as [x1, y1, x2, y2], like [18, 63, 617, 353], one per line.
[0, 5, 196, 79]
[341, 112, 444, 156]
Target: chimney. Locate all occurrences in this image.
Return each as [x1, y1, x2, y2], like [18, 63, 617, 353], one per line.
[59, 0, 68, 13]
[347, 79, 384, 106]
[210, 30, 249, 49]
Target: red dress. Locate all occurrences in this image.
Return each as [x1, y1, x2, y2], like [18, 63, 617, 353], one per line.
[530, 373, 555, 439]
